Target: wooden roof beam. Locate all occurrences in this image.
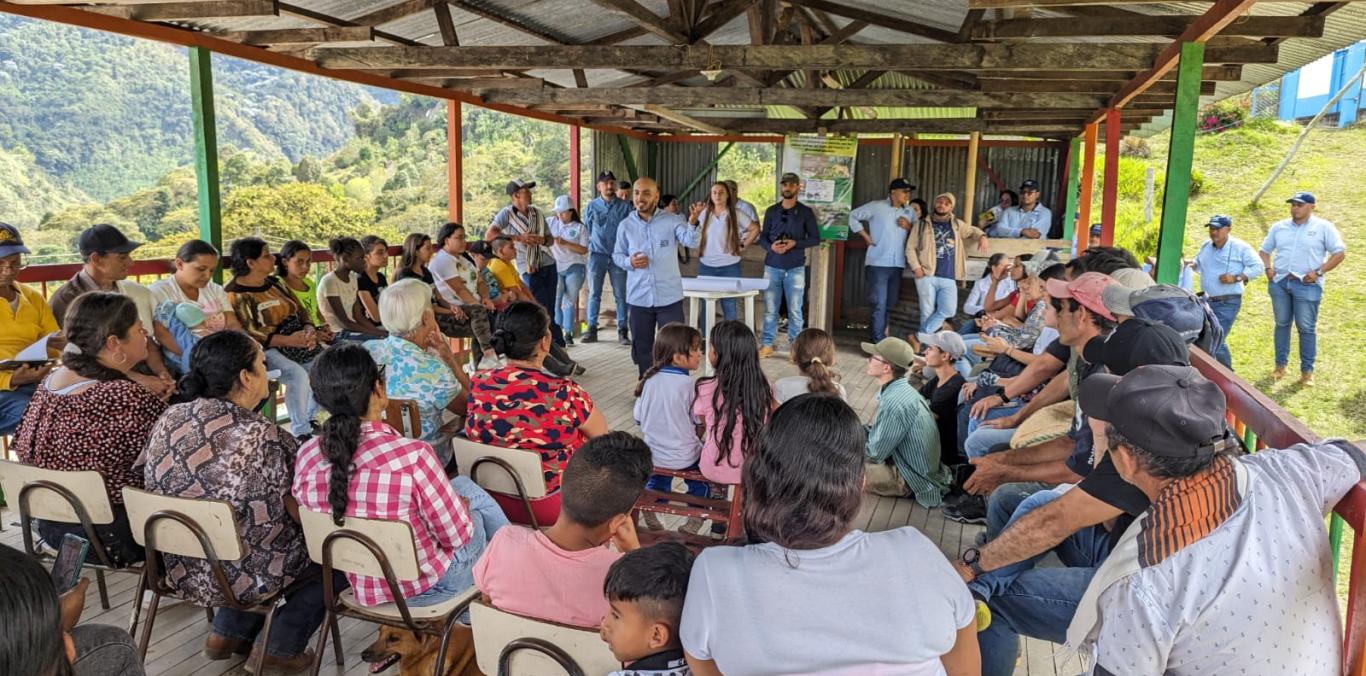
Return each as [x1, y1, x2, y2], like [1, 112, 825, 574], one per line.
[85, 0, 277, 21]
[588, 0, 691, 43]
[692, 0, 763, 42]
[783, 0, 959, 43]
[981, 78, 1217, 95]
[310, 43, 1278, 71]
[217, 26, 375, 46]
[433, 2, 459, 45]
[483, 87, 1119, 108]
[972, 0, 1263, 7]
[980, 65, 1242, 82]
[278, 3, 420, 47]
[710, 117, 1129, 135]
[974, 15, 1323, 39]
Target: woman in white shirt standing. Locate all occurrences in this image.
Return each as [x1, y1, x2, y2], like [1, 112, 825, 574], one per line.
[548, 195, 590, 345]
[682, 394, 979, 676]
[688, 182, 758, 331]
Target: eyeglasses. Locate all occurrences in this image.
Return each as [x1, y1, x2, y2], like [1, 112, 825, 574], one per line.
[867, 354, 890, 366]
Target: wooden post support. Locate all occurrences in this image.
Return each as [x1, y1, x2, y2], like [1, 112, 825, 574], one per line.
[570, 124, 582, 208]
[963, 132, 981, 223]
[1076, 122, 1099, 253]
[889, 133, 906, 179]
[1061, 136, 1083, 242]
[1101, 107, 1121, 246]
[189, 47, 222, 274]
[1156, 42, 1205, 285]
[447, 100, 463, 222]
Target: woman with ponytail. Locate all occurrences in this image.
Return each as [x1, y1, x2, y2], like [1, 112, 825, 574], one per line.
[14, 292, 165, 565]
[774, 328, 847, 403]
[293, 343, 506, 612]
[464, 301, 608, 525]
[142, 331, 329, 669]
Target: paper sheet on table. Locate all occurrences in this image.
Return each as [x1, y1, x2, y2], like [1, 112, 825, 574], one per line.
[683, 276, 769, 293]
[0, 332, 57, 369]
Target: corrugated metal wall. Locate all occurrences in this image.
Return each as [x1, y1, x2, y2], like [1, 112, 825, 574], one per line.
[592, 130, 648, 185]
[654, 142, 720, 207]
[971, 146, 1064, 220]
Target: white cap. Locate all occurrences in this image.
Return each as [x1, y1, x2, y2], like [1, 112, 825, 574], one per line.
[552, 195, 575, 214]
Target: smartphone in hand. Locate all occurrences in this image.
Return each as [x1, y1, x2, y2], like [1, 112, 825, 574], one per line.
[51, 534, 90, 594]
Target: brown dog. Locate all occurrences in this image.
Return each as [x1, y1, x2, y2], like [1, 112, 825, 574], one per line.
[360, 625, 483, 676]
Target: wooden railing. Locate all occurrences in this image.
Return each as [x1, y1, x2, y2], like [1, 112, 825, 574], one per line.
[1190, 347, 1366, 676]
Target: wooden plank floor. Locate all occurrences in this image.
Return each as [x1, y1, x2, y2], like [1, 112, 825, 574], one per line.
[0, 335, 1078, 676]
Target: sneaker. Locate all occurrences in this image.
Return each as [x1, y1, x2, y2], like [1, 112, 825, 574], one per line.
[617, 329, 631, 345]
[582, 328, 599, 344]
[757, 345, 775, 359]
[943, 495, 988, 525]
[565, 334, 575, 347]
[571, 363, 588, 376]
[1299, 372, 1315, 387]
[680, 517, 707, 536]
[640, 512, 663, 531]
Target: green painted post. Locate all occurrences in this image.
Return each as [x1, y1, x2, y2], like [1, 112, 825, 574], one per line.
[679, 142, 736, 202]
[1330, 513, 1345, 581]
[189, 47, 223, 281]
[616, 134, 639, 182]
[1062, 136, 1083, 242]
[1155, 42, 1204, 285]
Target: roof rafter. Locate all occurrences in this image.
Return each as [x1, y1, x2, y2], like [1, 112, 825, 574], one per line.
[783, 0, 958, 43]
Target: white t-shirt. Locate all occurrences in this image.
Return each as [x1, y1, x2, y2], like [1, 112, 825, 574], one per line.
[548, 217, 590, 269]
[633, 369, 702, 470]
[773, 375, 848, 404]
[429, 249, 479, 307]
[1089, 441, 1364, 675]
[963, 276, 1017, 316]
[681, 528, 974, 675]
[316, 270, 359, 333]
[149, 277, 232, 336]
[699, 209, 752, 268]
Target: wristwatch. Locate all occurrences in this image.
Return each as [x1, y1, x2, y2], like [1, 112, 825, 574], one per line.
[997, 391, 1011, 404]
[1315, 268, 1326, 277]
[961, 548, 986, 577]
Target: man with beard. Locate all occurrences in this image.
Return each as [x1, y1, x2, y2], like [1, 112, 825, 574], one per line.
[612, 178, 702, 376]
[757, 172, 821, 358]
[907, 193, 990, 335]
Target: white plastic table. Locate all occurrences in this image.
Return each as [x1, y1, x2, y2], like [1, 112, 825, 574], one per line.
[683, 277, 766, 375]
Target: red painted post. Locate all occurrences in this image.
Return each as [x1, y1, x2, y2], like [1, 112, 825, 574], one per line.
[447, 100, 463, 223]
[1101, 108, 1122, 246]
[570, 125, 582, 208]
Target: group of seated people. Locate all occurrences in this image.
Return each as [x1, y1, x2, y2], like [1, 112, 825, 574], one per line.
[1, 207, 1360, 676]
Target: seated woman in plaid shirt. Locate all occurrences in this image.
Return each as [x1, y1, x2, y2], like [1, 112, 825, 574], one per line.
[292, 343, 509, 611]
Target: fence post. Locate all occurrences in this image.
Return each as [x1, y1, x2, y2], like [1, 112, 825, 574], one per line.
[189, 47, 222, 277]
[1156, 41, 1205, 285]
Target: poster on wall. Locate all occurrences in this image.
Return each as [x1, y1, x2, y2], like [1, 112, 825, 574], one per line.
[781, 135, 858, 240]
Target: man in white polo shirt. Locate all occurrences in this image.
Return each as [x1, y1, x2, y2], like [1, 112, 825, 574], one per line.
[1257, 191, 1346, 386]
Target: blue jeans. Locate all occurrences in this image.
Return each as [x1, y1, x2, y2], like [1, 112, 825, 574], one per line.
[555, 263, 586, 334]
[697, 262, 741, 335]
[963, 405, 1021, 459]
[1268, 277, 1322, 373]
[264, 349, 318, 437]
[762, 265, 806, 347]
[865, 266, 904, 341]
[1207, 296, 1242, 368]
[211, 565, 349, 658]
[523, 264, 565, 346]
[586, 252, 628, 331]
[0, 383, 36, 436]
[973, 484, 1109, 676]
[410, 476, 509, 609]
[71, 624, 145, 676]
[915, 275, 959, 334]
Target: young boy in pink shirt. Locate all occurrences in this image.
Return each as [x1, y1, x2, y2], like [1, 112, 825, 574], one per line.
[474, 431, 652, 628]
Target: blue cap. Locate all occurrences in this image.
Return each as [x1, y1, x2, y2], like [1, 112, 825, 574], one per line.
[1286, 191, 1315, 204]
[1020, 179, 1040, 191]
[0, 222, 31, 258]
[1207, 215, 1232, 229]
[1089, 223, 1103, 235]
[888, 177, 915, 192]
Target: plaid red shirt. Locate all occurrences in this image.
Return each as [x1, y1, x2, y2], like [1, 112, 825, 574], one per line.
[292, 421, 472, 607]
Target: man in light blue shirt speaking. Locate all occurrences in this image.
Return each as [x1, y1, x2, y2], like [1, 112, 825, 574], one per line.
[1258, 192, 1347, 385]
[849, 178, 916, 342]
[582, 170, 634, 345]
[614, 177, 702, 376]
[1192, 214, 1264, 369]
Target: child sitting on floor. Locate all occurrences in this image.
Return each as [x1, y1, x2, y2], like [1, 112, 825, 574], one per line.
[692, 321, 775, 485]
[600, 542, 695, 676]
[773, 328, 846, 403]
[473, 431, 652, 628]
[634, 323, 707, 533]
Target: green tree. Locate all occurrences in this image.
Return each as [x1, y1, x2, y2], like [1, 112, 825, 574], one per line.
[293, 155, 322, 183]
[223, 182, 375, 246]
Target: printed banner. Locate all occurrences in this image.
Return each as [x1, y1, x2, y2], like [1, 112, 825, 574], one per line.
[781, 135, 858, 240]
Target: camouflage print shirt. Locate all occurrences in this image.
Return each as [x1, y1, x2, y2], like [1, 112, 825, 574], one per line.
[463, 365, 593, 493]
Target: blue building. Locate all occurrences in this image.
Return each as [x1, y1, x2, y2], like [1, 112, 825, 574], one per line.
[1256, 40, 1365, 127]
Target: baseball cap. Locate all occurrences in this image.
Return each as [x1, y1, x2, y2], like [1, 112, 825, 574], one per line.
[1100, 268, 1158, 316]
[1082, 318, 1189, 376]
[1207, 215, 1232, 229]
[1079, 364, 1227, 459]
[1089, 223, 1103, 236]
[917, 331, 966, 361]
[1022, 248, 1060, 277]
[505, 179, 536, 196]
[780, 172, 801, 184]
[78, 223, 141, 256]
[596, 170, 617, 183]
[1130, 287, 1207, 345]
[888, 178, 915, 192]
[861, 337, 916, 370]
[1286, 191, 1315, 204]
[0, 222, 31, 258]
[552, 195, 574, 213]
[1045, 272, 1116, 321]
[1019, 179, 1040, 191]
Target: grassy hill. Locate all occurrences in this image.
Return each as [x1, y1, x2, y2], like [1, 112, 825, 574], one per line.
[1100, 120, 1365, 439]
